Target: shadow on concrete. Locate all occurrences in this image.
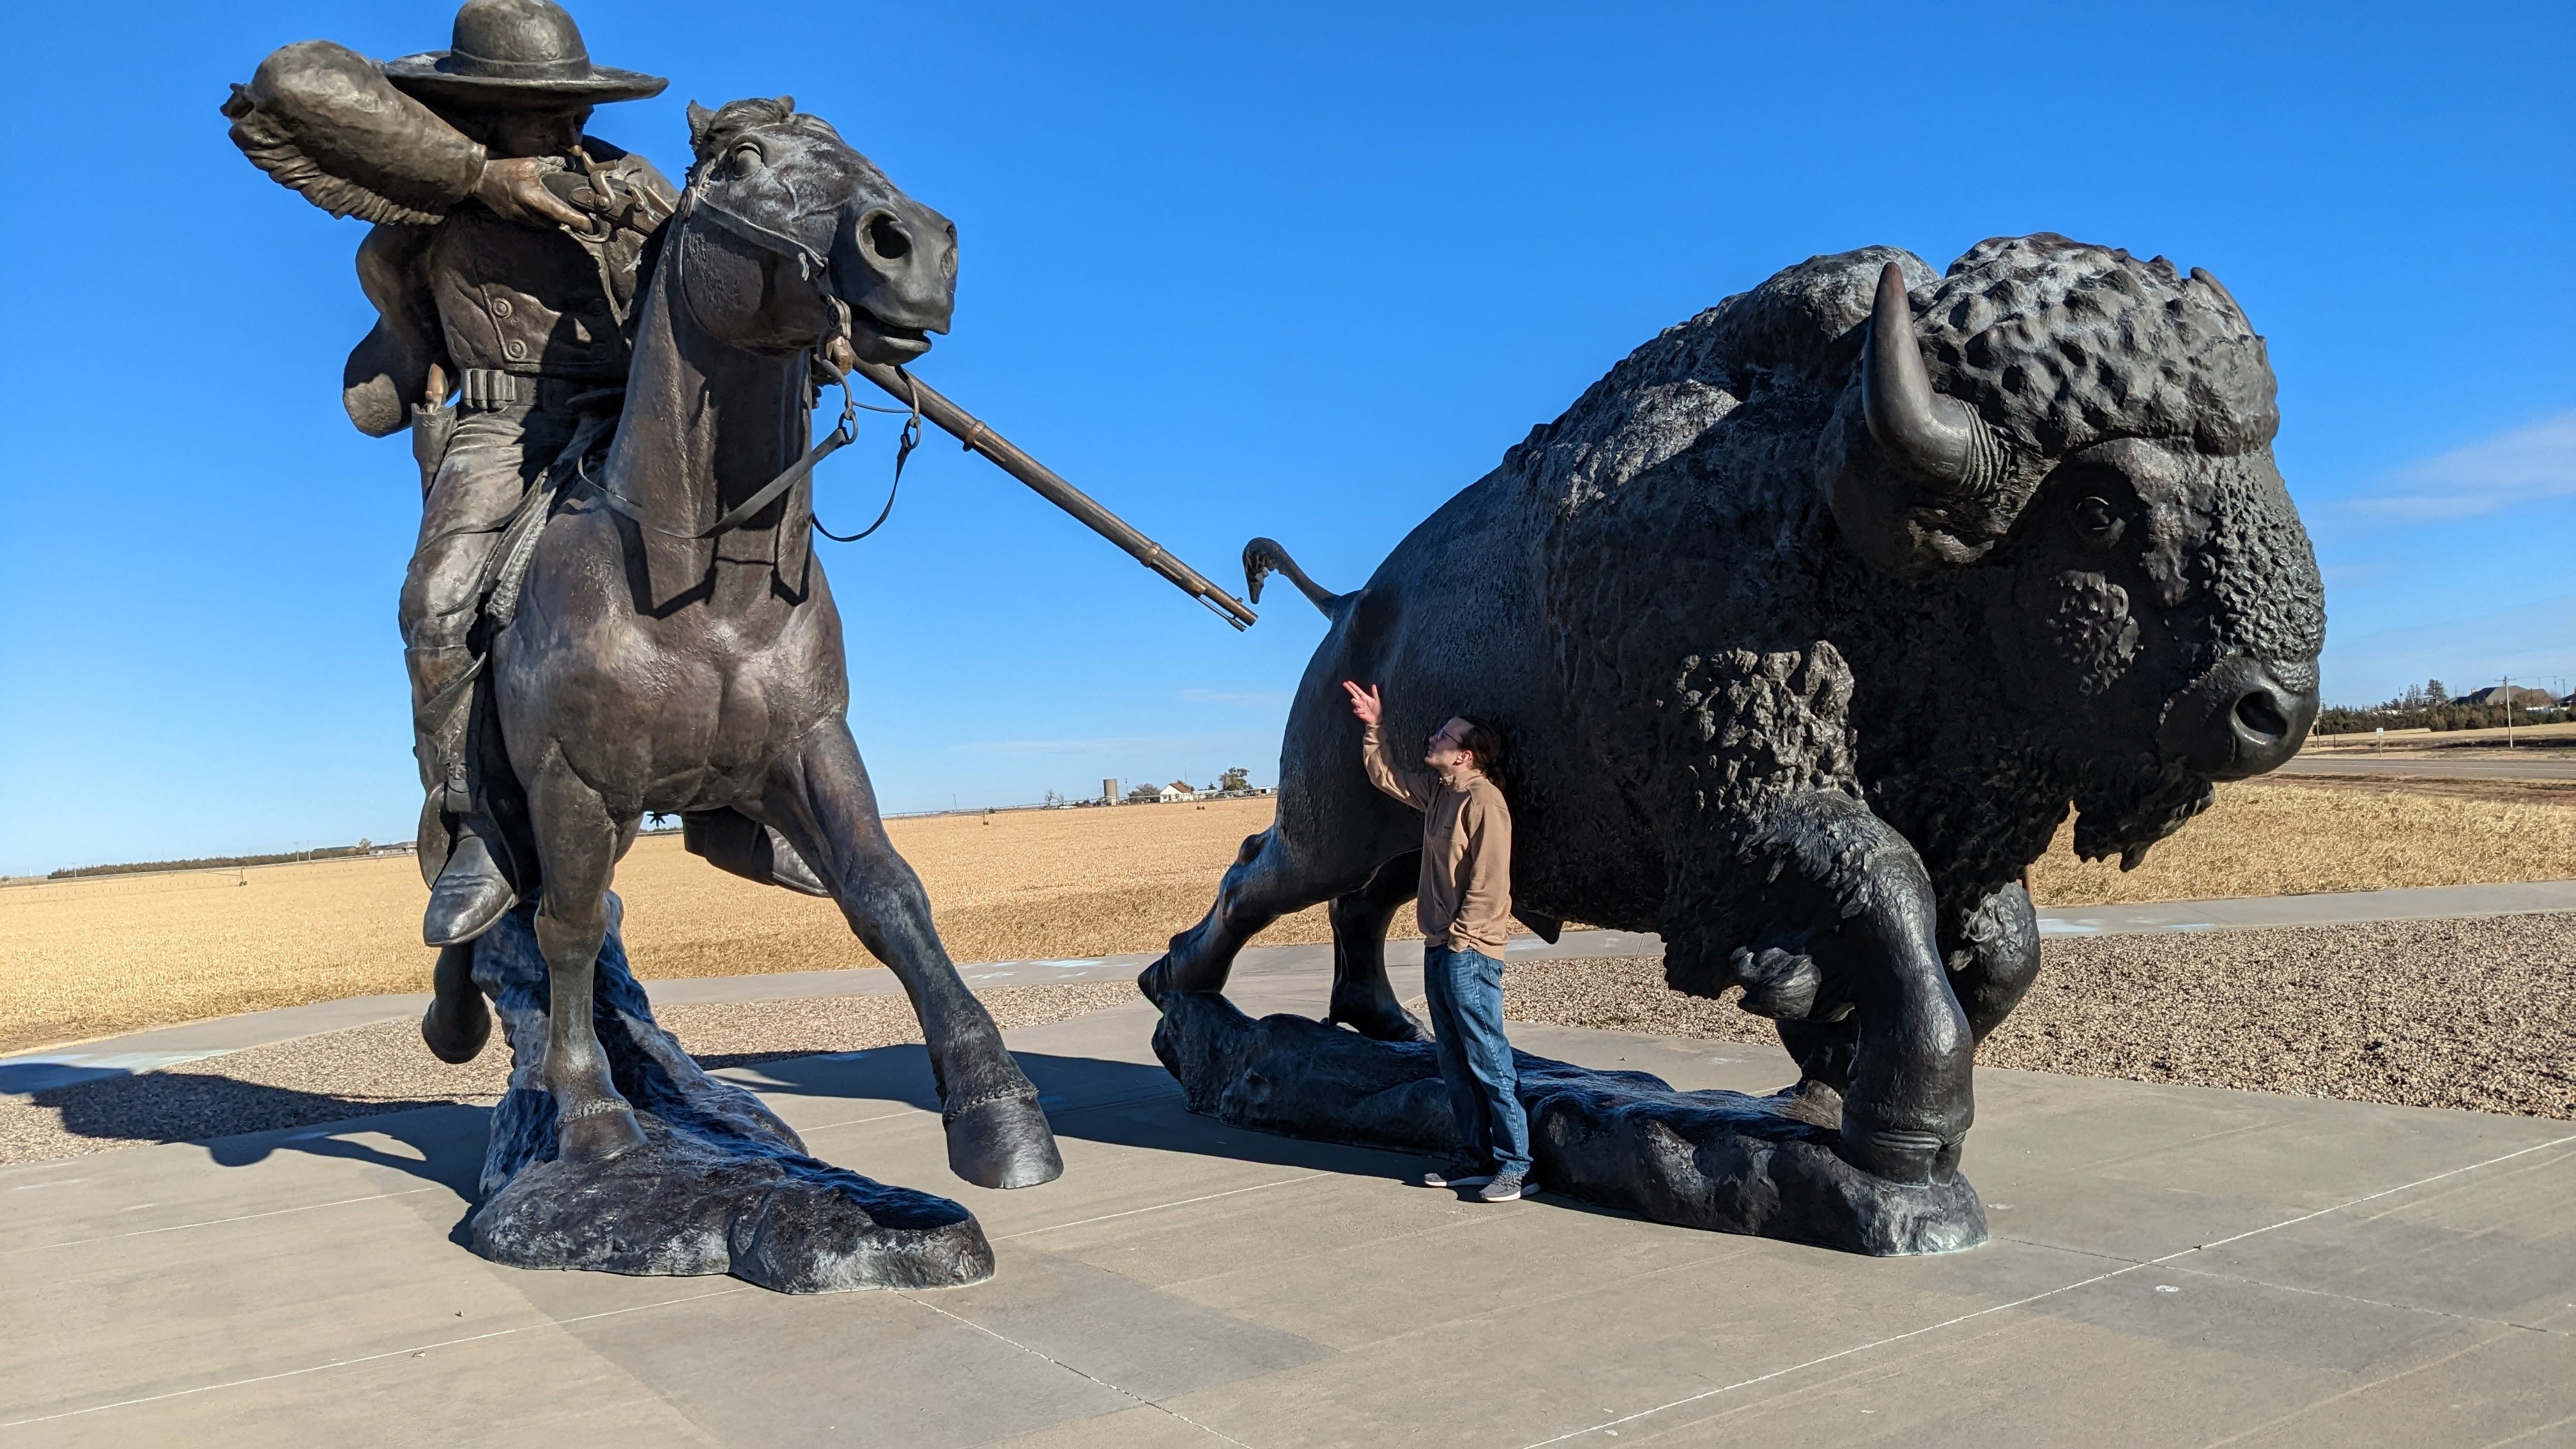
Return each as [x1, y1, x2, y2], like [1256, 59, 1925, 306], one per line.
[18, 1046, 1660, 1224]
[705, 1044, 1477, 1184]
[19, 1067, 488, 1198]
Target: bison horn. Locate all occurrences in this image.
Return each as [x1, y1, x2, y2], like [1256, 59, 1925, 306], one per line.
[1862, 263, 1991, 490]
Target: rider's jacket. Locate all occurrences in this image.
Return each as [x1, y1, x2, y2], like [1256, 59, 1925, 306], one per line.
[225, 40, 675, 436]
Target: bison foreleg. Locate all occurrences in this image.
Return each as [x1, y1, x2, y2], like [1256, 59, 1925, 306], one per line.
[1776, 876, 2041, 1098]
[1666, 791, 1975, 1184]
[1946, 880, 2043, 1042]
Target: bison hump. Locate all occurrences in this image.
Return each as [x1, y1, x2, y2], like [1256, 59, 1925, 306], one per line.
[1510, 247, 1934, 513]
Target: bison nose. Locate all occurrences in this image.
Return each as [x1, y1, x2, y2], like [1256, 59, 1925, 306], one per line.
[2158, 657, 2318, 781]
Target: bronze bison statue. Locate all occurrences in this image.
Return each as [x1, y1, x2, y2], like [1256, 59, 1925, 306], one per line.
[1143, 234, 2322, 1202]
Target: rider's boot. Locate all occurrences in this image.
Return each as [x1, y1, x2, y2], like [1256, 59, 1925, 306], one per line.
[410, 644, 519, 947]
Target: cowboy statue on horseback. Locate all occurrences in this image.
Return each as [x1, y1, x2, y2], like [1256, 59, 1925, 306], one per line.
[226, 0, 1262, 1291]
[226, 0, 825, 947]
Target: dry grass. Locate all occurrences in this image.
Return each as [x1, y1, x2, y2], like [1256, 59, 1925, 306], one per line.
[10, 783, 2576, 1054]
[0, 800, 1330, 1054]
[2026, 778, 2576, 907]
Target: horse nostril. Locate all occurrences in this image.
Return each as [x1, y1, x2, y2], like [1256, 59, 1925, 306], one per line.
[865, 213, 912, 261]
[2234, 691, 2289, 742]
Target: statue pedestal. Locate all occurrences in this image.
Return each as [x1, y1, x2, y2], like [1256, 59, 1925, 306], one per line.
[1149, 992, 1985, 1257]
[464, 899, 993, 1291]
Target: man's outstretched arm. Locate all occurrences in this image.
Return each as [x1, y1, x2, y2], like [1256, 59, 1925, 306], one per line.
[1345, 682, 1434, 811]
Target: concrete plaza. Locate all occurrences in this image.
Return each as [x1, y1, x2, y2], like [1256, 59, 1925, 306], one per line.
[8, 931, 2574, 1448]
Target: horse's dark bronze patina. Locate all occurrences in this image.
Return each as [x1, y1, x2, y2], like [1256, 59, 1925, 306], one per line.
[466, 96, 1061, 1193]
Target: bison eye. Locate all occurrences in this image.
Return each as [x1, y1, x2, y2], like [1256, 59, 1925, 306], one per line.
[2073, 495, 2123, 546]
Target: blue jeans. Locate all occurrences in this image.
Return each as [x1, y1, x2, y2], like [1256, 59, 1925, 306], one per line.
[1422, 944, 1531, 1174]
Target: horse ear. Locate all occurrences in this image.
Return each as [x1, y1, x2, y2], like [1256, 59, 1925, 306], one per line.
[774, 95, 795, 114]
[686, 100, 715, 148]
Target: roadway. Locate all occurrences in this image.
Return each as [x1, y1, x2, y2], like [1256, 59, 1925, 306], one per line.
[2280, 753, 2576, 782]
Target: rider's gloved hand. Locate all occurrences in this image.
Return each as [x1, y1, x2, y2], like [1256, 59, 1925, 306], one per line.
[473, 155, 595, 231]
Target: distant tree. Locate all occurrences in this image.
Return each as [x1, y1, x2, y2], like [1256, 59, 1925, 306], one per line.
[1126, 782, 1161, 803]
[1218, 766, 1251, 792]
[1042, 789, 1061, 808]
[2425, 678, 2449, 707]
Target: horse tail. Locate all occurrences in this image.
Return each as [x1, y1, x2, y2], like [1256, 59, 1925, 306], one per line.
[1242, 537, 1348, 618]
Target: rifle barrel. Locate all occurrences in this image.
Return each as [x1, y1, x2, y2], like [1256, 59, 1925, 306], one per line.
[848, 361, 1257, 631]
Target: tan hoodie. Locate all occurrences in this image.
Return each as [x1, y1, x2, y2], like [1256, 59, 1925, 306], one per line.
[1361, 724, 1514, 956]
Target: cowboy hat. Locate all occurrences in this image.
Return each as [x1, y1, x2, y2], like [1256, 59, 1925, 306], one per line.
[382, 0, 665, 110]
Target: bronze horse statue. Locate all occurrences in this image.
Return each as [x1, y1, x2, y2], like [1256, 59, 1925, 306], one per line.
[427, 96, 1063, 1193]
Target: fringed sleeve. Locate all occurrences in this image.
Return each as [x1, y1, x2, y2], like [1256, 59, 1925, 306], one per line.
[221, 40, 484, 225]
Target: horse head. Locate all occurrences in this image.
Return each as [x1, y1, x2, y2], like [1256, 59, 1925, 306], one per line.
[673, 96, 955, 365]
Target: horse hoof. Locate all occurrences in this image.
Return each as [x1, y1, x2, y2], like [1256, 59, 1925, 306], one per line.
[946, 1094, 1062, 1190]
[558, 1104, 648, 1163]
[420, 994, 492, 1064]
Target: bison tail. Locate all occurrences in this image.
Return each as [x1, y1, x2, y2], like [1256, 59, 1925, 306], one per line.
[1242, 537, 1346, 618]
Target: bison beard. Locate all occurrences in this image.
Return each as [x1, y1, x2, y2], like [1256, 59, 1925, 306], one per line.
[1140, 235, 2323, 1255]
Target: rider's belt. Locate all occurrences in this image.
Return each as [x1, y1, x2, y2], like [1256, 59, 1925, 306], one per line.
[457, 369, 609, 413]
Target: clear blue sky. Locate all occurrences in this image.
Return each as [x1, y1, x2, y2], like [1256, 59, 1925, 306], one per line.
[1, 2, 2569, 875]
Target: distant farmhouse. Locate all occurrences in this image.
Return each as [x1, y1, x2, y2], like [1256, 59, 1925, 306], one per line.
[2455, 685, 2557, 709]
[1108, 770, 1269, 805]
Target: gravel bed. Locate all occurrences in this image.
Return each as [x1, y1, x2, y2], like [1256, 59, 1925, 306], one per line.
[1496, 912, 2576, 1120]
[0, 981, 1138, 1167]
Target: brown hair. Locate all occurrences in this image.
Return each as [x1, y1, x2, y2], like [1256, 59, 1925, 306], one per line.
[1455, 717, 1506, 787]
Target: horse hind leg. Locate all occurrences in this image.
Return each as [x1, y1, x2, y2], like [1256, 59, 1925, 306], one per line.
[1322, 851, 1426, 1041]
[420, 943, 492, 1063]
[523, 762, 647, 1161]
[763, 722, 1062, 1190]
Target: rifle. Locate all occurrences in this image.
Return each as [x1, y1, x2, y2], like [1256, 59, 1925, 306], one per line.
[847, 361, 1258, 631]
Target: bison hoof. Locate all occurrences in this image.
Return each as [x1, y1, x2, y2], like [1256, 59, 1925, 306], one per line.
[1135, 956, 1170, 1008]
[1835, 1118, 1960, 1184]
[1324, 994, 1428, 1043]
[946, 1094, 1063, 1190]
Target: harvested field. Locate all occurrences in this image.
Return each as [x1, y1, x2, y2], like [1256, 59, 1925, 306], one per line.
[8, 783, 2576, 1054]
[1499, 910, 2576, 1121]
[0, 980, 1138, 1166]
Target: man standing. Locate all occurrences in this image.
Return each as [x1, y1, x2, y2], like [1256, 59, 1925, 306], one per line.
[224, 1, 818, 953]
[1343, 682, 1533, 1202]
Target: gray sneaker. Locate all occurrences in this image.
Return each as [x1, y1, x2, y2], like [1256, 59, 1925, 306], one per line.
[1476, 1167, 1532, 1203]
[1423, 1161, 1494, 1190]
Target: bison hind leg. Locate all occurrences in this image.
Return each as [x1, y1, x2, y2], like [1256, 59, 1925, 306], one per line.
[1139, 824, 1378, 1002]
[1322, 852, 1426, 1041]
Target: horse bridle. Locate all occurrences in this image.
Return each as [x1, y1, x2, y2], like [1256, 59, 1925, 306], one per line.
[581, 178, 923, 543]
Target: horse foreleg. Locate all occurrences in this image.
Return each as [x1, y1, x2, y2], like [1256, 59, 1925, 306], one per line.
[525, 759, 646, 1162]
[763, 722, 1062, 1190]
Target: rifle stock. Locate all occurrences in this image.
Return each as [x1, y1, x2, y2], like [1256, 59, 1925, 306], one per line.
[848, 361, 1258, 631]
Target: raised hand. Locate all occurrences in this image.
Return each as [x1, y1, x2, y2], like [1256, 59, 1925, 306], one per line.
[1342, 680, 1383, 727]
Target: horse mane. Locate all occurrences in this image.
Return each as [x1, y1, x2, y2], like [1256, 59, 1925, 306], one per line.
[686, 96, 845, 167]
